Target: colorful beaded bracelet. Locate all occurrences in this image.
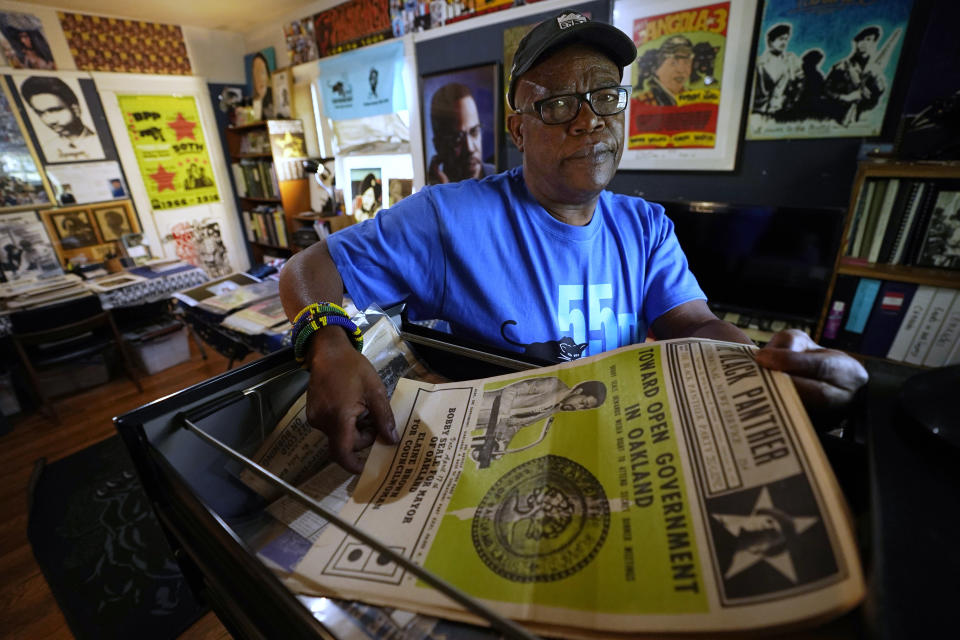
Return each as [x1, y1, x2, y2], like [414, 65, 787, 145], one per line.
[291, 303, 363, 362]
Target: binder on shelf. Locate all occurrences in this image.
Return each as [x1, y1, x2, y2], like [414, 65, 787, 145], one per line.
[876, 180, 917, 264]
[889, 181, 929, 265]
[887, 285, 937, 362]
[846, 180, 874, 257]
[904, 288, 958, 365]
[858, 280, 918, 358]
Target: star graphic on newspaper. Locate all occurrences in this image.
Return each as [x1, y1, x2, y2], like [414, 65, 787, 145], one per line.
[149, 164, 177, 192]
[167, 112, 197, 141]
[711, 487, 818, 583]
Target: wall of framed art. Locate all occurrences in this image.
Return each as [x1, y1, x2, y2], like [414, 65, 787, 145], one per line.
[38, 199, 140, 268]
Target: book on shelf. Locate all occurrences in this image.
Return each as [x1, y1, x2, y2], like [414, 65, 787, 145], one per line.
[865, 178, 899, 263]
[855, 179, 887, 260]
[875, 179, 918, 264]
[889, 181, 929, 265]
[904, 287, 958, 366]
[886, 285, 937, 361]
[858, 280, 918, 358]
[251, 336, 864, 637]
[845, 180, 874, 257]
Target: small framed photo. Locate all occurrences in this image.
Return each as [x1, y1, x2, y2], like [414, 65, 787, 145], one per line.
[420, 63, 499, 185]
[92, 200, 139, 242]
[272, 67, 294, 118]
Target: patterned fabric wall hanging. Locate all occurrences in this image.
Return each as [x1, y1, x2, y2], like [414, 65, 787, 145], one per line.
[58, 12, 192, 75]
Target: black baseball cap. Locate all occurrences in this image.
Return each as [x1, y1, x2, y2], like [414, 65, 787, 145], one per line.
[507, 11, 637, 110]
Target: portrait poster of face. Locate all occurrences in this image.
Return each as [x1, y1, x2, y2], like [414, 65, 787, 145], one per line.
[0, 79, 53, 211]
[350, 168, 382, 222]
[244, 47, 276, 120]
[0, 11, 56, 70]
[745, 0, 913, 140]
[421, 63, 498, 186]
[388, 178, 412, 207]
[614, 0, 757, 170]
[117, 94, 221, 211]
[12, 72, 107, 165]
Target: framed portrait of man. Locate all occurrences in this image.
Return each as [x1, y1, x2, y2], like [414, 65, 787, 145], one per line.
[92, 200, 140, 242]
[421, 63, 499, 186]
[43, 206, 100, 253]
[11, 71, 107, 164]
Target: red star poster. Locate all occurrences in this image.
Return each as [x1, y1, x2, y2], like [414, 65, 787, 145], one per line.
[117, 95, 220, 210]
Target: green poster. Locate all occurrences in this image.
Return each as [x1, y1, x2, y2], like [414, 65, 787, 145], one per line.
[117, 95, 220, 211]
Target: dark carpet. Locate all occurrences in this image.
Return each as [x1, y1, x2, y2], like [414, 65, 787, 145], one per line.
[27, 435, 207, 640]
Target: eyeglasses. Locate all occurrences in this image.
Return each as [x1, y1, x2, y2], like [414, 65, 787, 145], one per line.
[518, 85, 631, 125]
[438, 124, 482, 148]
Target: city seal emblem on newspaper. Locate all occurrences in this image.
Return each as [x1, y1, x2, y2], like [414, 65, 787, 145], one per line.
[472, 454, 611, 583]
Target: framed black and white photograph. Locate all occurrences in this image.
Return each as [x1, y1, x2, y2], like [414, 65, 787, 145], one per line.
[0, 211, 61, 283]
[421, 63, 499, 185]
[11, 71, 107, 164]
[0, 79, 53, 212]
[92, 200, 139, 242]
[43, 206, 99, 250]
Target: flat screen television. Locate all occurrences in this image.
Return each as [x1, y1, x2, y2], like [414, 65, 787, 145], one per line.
[659, 200, 845, 328]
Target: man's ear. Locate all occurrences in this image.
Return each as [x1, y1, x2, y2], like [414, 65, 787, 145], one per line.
[507, 112, 524, 152]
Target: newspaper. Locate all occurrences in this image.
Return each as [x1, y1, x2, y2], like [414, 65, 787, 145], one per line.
[285, 338, 863, 637]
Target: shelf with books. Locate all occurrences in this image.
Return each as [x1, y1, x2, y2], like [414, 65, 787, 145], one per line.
[816, 160, 960, 368]
[224, 120, 312, 264]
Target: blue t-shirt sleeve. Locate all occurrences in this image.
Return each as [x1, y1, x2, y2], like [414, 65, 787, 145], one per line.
[641, 202, 706, 326]
[326, 190, 446, 317]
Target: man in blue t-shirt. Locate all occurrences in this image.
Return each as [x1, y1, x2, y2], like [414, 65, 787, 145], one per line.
[279, 12, 868, 473]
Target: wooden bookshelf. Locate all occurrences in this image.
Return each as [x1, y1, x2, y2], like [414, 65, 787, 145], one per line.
[816, 160, 960, 365]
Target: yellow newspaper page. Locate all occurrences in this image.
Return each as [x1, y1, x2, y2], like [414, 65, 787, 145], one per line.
[291, 338, 863, 636]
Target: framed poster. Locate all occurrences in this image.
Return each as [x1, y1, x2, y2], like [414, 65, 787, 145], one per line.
[745, 0, 913, 140]
[0, 78, 54, 212]
[421, 63, 499, 185]
[92, 200, 140, 242]
[10, 71, 107, 164]
[613, 0, 757, 171]
[0, 11, 56, 70]
[116, 95, 221, 211]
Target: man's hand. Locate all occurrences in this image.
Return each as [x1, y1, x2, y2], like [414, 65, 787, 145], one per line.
[303, 327, 398, 474]
[756, 329, 868, 413]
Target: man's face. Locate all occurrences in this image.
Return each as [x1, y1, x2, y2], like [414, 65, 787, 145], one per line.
[771, 34, 790, 53]
[509, 44, 624, 208]
[561, 390, 599, 411]
[656, 51, 693, 95]
[29, 94, 79, 134]
[435, 96, 483, 180]
[856, 35, 878, 56]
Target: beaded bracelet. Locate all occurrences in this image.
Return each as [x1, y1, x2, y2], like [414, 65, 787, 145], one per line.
[292, 302, 363, 362]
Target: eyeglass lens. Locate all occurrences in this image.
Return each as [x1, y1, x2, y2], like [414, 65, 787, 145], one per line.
[538, 87, 628, 124]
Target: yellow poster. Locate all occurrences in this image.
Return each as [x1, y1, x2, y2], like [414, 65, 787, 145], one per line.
[117, 95, 220, 211]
